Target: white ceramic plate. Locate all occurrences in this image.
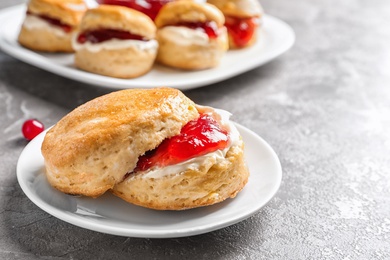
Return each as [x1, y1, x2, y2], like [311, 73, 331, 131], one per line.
[0, 5, 294, 90]
[17, 123, 282, 238]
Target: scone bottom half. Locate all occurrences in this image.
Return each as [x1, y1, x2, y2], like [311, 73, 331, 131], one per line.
[41, 88, 249, 210]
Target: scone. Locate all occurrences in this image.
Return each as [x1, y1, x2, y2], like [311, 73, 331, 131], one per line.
[18, 0, 87, 52]
[41, 88, 199, 198]
[96, 0, 175, 20]
[41, 87, 249, 210]
[207, 0, 263, 49]
[154, 1, 228, 70]
[73, 5, 158, 78]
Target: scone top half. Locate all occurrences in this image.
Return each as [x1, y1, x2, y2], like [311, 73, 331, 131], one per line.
[41, 88, 199, 197]
[77, 5, 156, 42]
[26, 0, 88, 30]
[155, 1, 226, 39]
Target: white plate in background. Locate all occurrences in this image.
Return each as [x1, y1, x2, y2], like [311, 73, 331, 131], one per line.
[0, 5, 295, 90]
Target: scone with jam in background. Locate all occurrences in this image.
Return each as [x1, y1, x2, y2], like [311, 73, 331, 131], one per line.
[207, 0, 263, 49]
[18, 0, 87, 52]
[41, 87, 249, 210]
[73, 5, 158, 78]
[154, 0, 228, 70]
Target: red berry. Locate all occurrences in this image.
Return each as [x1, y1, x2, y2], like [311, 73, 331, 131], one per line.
[22, 119, 44, 141]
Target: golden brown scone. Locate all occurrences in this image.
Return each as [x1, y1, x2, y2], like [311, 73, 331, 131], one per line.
[41, 88, 199, 198]
[112, 141, 249, 210]
[73, 5, 158, 78]
[18, 0, 87, 52]
[208, 0, 263, 49]
[154, 1, 228, 70]
[18, 26, 74, 52]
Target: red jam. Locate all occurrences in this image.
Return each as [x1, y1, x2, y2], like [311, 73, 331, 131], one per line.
[26, 11, 72, 33]
[134, 114, 229, 172]
[225, 16, 259, 47]
[97, 0, 173, 20]
[169, 21, 220, 39]
[77, 29, 147, 44]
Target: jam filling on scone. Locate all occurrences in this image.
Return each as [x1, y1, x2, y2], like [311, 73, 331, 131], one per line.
[26, 11, 72, 33]
[97, 0, 173, 20]
[164, 21, 221, 39]
[134, 114, 229, 173]
[76, 29, 149, 44]
[225, 16, 259, 47]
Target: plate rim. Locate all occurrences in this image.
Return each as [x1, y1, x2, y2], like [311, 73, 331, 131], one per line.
[16, 123, 282, 238]
[0, 4, 295, 90]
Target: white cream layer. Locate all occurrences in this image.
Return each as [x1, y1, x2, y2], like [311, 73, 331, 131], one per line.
[22, 15, 68, 37]
[158, 26, 210, 46]
[72, 36, 158, 53]
[136, 107, 241, 179]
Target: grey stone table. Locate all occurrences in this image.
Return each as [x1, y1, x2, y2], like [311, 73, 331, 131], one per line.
[1, 0, 389, 259]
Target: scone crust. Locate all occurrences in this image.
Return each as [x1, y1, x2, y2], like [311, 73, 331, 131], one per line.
[112, 141, 249, 210]
[155, 1, 225, 28]
[18, 26, 74, 52]
[27, 0, 87, 26]
[156, 29, 228, 70]
[80, 5, 156, 39]
[41, 88, 199, 197]
[207, 0, 263, 18]
[74, 44, 157, 78]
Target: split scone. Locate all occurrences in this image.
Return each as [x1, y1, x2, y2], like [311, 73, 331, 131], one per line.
[154, 1, 228, 70]
[41, 88, 249, 210]
[207, 0, 263, 49]
[18, 0, 87, 52]
[73, 5, 158, 78]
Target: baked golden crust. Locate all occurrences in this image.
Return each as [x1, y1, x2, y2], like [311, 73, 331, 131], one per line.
[27, 0, 87, 27]
[112, 141, 249, 210]
[41, 88, 199, 197]
[18, 26, 74, 52]
[155, 1, 225, 28]
[156, 27, 228, 70]
[74, 42, 157, 78]
[80, 5, 156, 39]
[207, 0, 263, 18]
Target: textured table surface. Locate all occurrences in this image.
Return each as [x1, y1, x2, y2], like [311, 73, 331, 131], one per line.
[1, 0, 390, 259]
